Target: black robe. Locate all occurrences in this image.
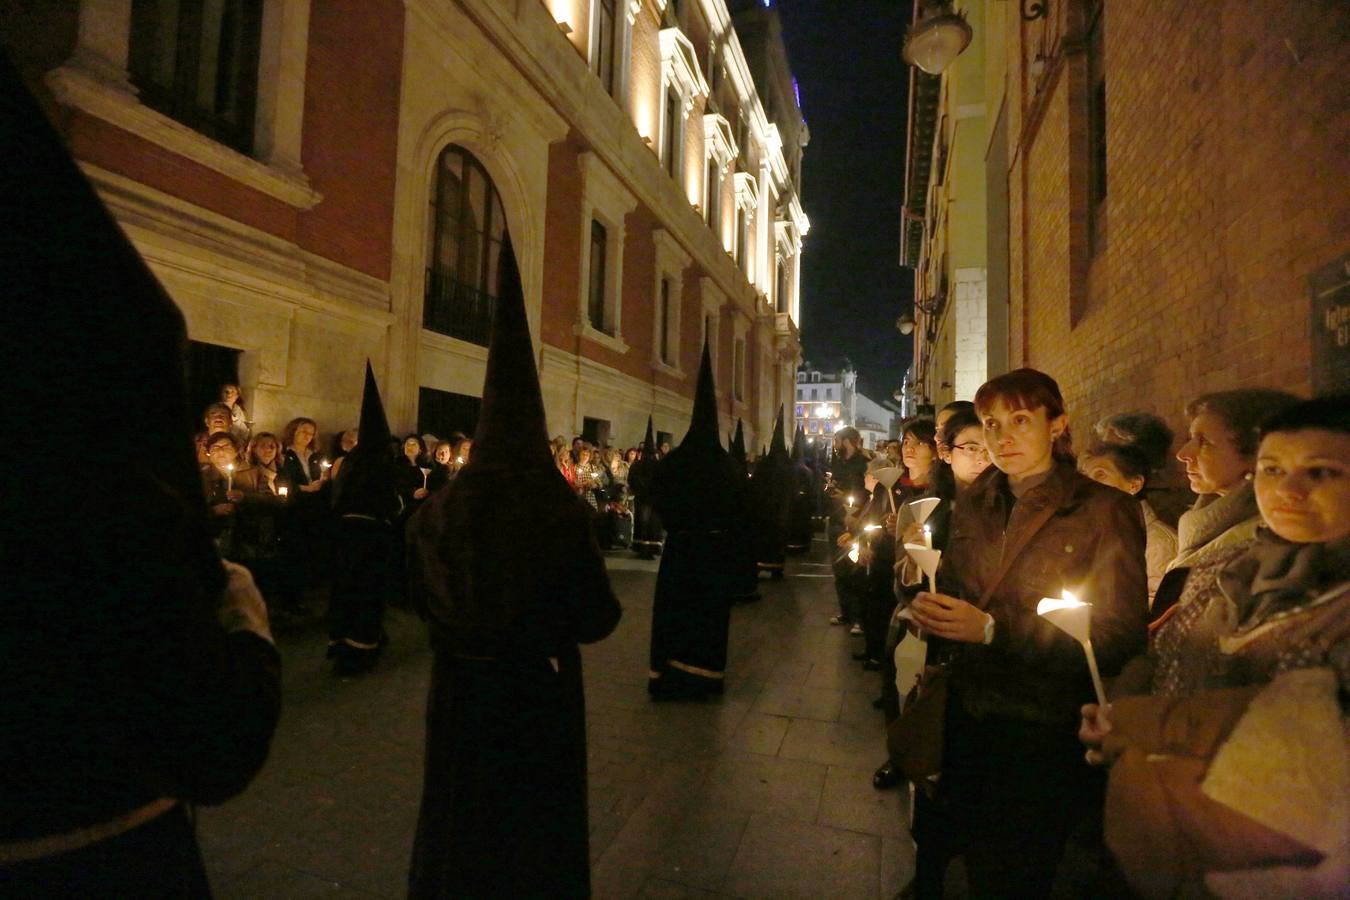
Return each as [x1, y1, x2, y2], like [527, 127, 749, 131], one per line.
[627, 453, 664, 557]
[407, 467, 621, 898]
[748, 451, 793, 575]
[648, 448, 746, 694]
[786, 460, 816, 553]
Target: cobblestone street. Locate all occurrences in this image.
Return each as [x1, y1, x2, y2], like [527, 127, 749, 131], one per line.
[198, 538, 912, 898]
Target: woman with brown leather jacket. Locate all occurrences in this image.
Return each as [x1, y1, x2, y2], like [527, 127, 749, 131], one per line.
[907, 368, 1149, 898]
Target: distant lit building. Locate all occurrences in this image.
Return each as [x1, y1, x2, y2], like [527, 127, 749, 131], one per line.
[793, 362, 894, 449]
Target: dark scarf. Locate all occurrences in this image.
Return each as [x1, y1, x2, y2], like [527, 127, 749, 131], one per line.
[1218, 530, 1350, 633]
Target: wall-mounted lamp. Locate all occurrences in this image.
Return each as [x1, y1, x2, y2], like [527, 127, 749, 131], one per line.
[896, 312, 916, 335]
[1021, 1, 1048, 21]
[902, 3, 973, 75]
[557, 21, 574, 34]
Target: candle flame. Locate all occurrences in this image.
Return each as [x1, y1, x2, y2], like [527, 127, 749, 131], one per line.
[1036, 590, 1087, 616]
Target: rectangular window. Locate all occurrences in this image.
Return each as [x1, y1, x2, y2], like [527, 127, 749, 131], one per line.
[825, 388, 833, 399]
[733, 339, 745, 402]
[1087, 1, 1107, 256]
[777, 257, 790, 314]
[593, 0, 617, 96]
[704, 158, 720, 227]
[659, 277, 673, 364]
[810, 388, 818, 401]
[663, 87, 681, 178]
[418, 387, 482, 439]
[588, 220, 608, 333]
[129, 0, 265, 154]
[736, 206, 750, 275]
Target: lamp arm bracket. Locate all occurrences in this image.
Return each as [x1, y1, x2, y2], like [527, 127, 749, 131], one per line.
[1021, 0, 1048, 21]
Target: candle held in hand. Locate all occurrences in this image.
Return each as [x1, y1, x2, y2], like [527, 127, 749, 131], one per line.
[1036, 590, 1108, 708]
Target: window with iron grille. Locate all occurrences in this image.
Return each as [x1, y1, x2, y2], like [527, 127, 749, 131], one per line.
[424, 145, 507, 346]
[128, 0, 264, 154]
[663, 87, 681, 178]
[1087, 0, 1107, 256]
[659, 277, 674, 364]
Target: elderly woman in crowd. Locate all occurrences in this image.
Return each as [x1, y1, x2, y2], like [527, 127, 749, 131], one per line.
[1114, 389, 1300, 696]
[1081, 394, 1350, 897]
[905, 368, 1148, 898]
[220, 382, 251, 446]
[1079, 412, 1178, 606]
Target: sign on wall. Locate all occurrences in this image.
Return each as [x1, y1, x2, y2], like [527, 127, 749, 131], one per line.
[1310, 252, 1350, 394]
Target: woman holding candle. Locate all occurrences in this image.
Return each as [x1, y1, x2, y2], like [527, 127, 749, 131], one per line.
[426, 441, 457, 493]
[279, 417, 327, 492]
[904, 368, 1149, 899]
[1080, 394, 1350, 897]
[396, 434, 431, 507]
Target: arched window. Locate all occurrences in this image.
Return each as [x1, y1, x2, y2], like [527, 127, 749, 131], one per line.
[424, 145, 508, 346]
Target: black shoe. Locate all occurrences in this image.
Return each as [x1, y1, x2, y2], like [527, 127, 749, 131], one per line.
[851, 651, 869, 661]
[862, 659, 882, 671]
[871, 695, 886, 710]
[873, 762, 903, 790]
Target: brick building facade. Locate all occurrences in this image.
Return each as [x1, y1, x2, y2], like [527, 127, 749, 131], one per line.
[903, 0, 1349, 438]
[2, 0, 808, 451]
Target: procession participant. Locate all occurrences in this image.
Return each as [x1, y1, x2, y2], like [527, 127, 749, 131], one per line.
[0, 55, 279, 893]
[407, 237, 621, 897]
[786, 426, 815, 554]
[325, 362, 403, 675]
[906, 368, 1148, 899]
[629, 416, 665, 559]
[748, 408, 794, 580]
[828, 426, 869, 630]
[728, 418, 761, 604]
[647, 342, 748, 700]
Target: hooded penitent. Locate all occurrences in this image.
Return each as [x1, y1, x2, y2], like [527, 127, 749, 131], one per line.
[748, 407, 794, 575]
[331, 362, 400, 520]
[731, 419, 748, 472]
[407, 235, 621, 898]
[647, 341, 748, 697]
[787, 425, 816, 553]
[0, 51, 279, 892]
[629, 414, 664, 558]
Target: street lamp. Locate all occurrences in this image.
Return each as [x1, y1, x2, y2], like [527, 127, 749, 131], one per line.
[902, 3, 973, 75]
[896, 312, 915, 335]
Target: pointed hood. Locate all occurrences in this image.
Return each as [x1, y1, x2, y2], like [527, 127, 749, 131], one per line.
[332, 361, 400, 519]
[642, 415, 656, 453]
[731, 419, 747, 466]
[769, 406, 789, 459]
[680, 339, 723, 451]
[792, 426, 806, 464]
[469, 236, 554, 471]
[0, 52, 225, 599]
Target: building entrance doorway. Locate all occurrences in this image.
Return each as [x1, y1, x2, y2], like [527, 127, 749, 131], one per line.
[186, 340, 241, 423]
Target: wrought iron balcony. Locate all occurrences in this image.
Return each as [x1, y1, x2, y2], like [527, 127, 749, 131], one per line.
[423, 269, 495, 346]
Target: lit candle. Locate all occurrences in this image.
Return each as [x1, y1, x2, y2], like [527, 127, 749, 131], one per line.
[1036, 590, 1108, 708]
[278, 485, 289, 498]
[420, 467, 431, 490]
[846, 495, 855, 510]
[923, 523, 933, 550]
[225, 463, 234, 493]
[320, 459, 332, 480]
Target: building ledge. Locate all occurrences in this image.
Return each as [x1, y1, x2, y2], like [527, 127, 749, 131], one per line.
[652, 359, 686, 380]
[46, 64, 323, 210]
[574, 321, 630, 355]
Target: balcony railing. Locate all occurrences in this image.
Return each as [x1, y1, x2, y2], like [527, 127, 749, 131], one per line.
[423, 269, 495, 346]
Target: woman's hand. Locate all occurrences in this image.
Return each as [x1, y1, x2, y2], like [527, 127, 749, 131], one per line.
[883, 512, 897, 536]
[1078, 703, 1114, 766]
[836, 532, 853, 549]
[212, 502, 235, 516]
[909, 591, 991, 643]
[226, 489, 244, 502]
[300, 481, 323, 493]
[900, 522, 924, 545]
[857, 546, 874, 567]
[413, 487, 429, 500]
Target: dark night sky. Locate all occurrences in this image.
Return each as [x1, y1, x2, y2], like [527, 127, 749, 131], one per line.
[775, 0, 913, 401]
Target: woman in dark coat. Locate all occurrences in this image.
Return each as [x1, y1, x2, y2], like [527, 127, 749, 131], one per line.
[406, 237, 621, 898]
[907, 369, 1148, 898]
[0, 56, 279, 894]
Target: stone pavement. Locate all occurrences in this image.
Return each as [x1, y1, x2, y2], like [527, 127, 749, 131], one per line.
[198, 538, 913, 898]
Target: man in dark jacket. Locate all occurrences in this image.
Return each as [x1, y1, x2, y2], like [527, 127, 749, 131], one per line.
[828, 427, 869, 628]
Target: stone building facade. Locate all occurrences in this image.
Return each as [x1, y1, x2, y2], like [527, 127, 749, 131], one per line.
[902, 0, 1349, 434]
[3, 0, 808, 451]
